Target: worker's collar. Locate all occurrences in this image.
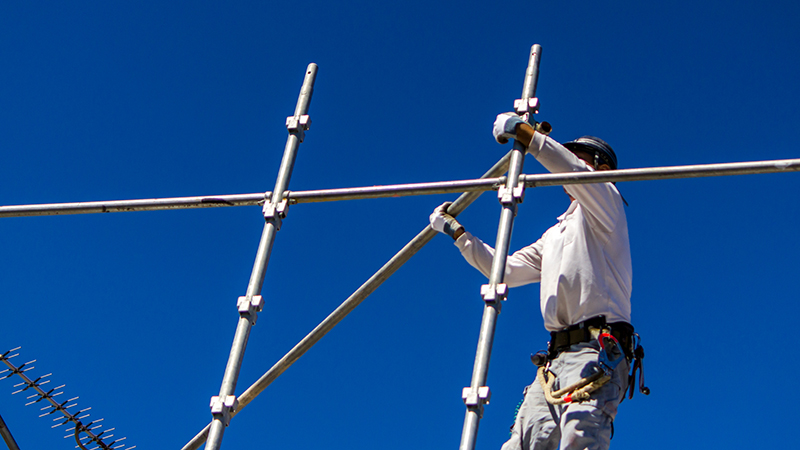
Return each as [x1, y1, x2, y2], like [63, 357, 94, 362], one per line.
[557, 200, 579, 222]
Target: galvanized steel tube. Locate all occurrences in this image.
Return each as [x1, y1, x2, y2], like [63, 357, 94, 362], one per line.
[521, 44, 542, 102]
[205, 63, 318, 450]
[459, 44, 541, 450]
[460, 153, 522, 450]
[0, 179, 500, 218]
[283, 177, 501, 204]
[0, 194, 264, 218]
[520, 158, 800, 186]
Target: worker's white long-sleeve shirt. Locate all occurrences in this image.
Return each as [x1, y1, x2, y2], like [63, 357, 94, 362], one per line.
[455, 133, 632, 331]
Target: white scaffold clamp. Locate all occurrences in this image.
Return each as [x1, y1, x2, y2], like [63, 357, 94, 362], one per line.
[462, 386, 492, 417]
[237, 295, 265, 326]
[286, 114, 311, 142]
[514, 97, 540, 118]
[497, 183, 526, 206]
[481, 283, 508, 303]
[210, 395, 239, 427]
[262, 198, 290, 229]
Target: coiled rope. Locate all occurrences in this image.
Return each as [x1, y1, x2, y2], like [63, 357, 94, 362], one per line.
[537, 365, 610, 405]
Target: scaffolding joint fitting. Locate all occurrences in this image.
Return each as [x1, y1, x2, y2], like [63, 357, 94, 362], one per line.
[210, 395, 238, 427]
[462, 386, 491, 408]
[286, 114, 311, 142]
[497, 184, 525, 205]
[237, 295, 264, 325]
[481, 283, 508, 303]
[262, 198, 290, 229]
[514, 97, 539, 116]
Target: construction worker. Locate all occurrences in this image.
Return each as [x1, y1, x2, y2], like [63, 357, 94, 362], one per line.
[430, 113, 636, 450]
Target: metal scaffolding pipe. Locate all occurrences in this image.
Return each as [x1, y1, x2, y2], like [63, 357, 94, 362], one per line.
[0, 193, 264, 218]
[204, 63, 318, 450]
[0, 179, 502, 219]
[3, 159, 798, 219]
[180, 152, 514, 450]
[459, 43, 542, 450]
[281, 178, 502, 203]
[521, 158, 800, 186]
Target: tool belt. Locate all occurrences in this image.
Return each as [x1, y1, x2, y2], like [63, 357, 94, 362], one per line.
[547, 315, 634, 360]
[534, 315, 650, 403]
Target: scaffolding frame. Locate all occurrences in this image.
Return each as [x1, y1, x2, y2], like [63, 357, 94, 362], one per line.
[2, 45, 800, 450]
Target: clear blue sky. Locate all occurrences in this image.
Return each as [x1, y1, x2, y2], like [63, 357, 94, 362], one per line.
[2, 1, 799, 449]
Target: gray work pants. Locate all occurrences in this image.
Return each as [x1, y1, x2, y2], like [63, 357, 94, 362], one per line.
[500, 341, 629, 450]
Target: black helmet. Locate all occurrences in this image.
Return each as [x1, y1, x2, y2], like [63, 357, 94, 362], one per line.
[563, 136, 618, 170]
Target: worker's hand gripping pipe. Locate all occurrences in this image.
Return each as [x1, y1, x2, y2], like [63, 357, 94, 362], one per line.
[459, 44, 542, 450]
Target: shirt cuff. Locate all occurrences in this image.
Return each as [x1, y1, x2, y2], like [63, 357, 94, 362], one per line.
[527, 131, 547, 157]
[454, 231, 471, 250]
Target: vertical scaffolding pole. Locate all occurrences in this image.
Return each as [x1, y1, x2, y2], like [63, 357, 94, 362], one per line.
[204, 63, 318, 450]
[459, 44, 542, 450]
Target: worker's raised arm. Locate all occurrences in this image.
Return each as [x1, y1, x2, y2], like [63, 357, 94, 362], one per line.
[529, 134, 624, 232]
[492, 113, 625, 233]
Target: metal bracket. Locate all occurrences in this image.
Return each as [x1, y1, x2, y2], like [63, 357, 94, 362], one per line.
[285, 114, 311, 142]
[262, 198, 290, 229]
[210, 395, 239, 427]
[480, 283, 508, 303]
[597, 332, 625, 376]
[514, 97, 539, 116]
[462, 386, 491, 410]
[237, 295, 264, 326]
[497, 184, 525, 205]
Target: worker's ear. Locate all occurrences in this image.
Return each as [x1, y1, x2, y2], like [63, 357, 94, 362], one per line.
[596, 163, 611, 171]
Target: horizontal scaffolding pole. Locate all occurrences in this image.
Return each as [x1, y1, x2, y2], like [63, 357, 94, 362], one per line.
[279, 178, 501, 203]
[0, 179, 500, 218]
[2, 158, 799, 219]
[0, 193, 265, 218]
[520, 157, 800, 187]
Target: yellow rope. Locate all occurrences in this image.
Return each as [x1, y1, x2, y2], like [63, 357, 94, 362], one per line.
[537, 365, 610, 405]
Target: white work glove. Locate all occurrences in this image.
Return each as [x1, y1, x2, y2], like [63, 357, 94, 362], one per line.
[492, 112, 528, 144]
[429, 202, 464, 240]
